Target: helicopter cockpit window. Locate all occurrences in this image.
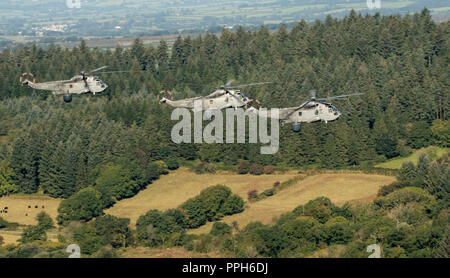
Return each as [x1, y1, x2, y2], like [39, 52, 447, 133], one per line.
[298, 112, 302, 116]
[315, 110, 319, 115]
[331, 105, 339, 115]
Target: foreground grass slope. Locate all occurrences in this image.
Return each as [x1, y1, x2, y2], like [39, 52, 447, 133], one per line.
[106, 169, 395, 231]
[190, 173, 396, 234]
[106, 168, 299, 226]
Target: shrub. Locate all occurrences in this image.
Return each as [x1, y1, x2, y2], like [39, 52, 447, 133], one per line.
[73, 215, 133, 255]
[236, 161, 251, 174]
[264, 165, 275, 174]
[377, 181, 411, 197]
[36, 212, 54, 231]
[0, 216, 8, 228]
[250, 164, 264, 175]
[136, 209, 185, 247]
[247, 189, 258, 200]
[303, 197, 335, 224]
[19, 225, 47, 243]
[262, 189, 274, 197]
[180, 185, 244, 228]
[57, 187, 104, 224]
[221, 194, 245, 215]
[210, 222, 232, 236]
[292, 205, 304, 216]
[144, 162, 160, 182]
[194, 161, 216, 174]
[94, 162, 141, 201]
[155, 161, 169, 175]
[165, 157, 179, 170]
[322, 217, 353, 245]
[0, 165, 18, 197]
[374, 187, 436, 211]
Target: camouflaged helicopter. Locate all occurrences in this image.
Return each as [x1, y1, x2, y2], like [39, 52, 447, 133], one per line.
[248, 90, 364, 132]
[159, 80, 269, 111]
[20, 66, 125, 102]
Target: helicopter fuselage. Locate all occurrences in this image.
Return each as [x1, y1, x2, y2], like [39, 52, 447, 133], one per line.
[23, 75, 108, 96]
[283, 101, 341, 124]
[251, 101, 342, 126]
[160, 89, 249, 110]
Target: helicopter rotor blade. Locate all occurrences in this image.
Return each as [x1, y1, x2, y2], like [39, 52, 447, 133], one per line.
[225, 79, 234, 87]
[224, 81, 272, 89]
[96, 71, 129, 74]
[88, 66, 109, 74]
[316, 93, 365, 101]
[81, 66, 109, 76]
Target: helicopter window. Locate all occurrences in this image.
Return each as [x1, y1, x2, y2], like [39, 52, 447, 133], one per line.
[298, 112, 302, 116]
[315, 110, 319, 115]
[329, 108, 332, 113]
[225, 97, 228, 102]
[210, 100, 213, 104]
[69, 85, 73, 88]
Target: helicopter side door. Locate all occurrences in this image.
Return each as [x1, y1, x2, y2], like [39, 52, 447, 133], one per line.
[295, 105, 320, 123]
[203, 94, 231, 110]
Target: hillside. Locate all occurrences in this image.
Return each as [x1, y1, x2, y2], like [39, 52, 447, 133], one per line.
[105, 169, 396, 230]
[105, 168, 299, 226]
[189, 173, 396, 234]
[376, 146, 449, 169]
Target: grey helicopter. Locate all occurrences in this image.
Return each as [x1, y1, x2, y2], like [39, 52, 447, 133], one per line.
[248, 90, 364, 131]
[159, 80, 269, 112]
[20, 66, 125, 102]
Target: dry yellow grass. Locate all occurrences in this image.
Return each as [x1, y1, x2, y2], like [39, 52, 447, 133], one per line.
[106, 168, 299, 226]
[0, 233, 21, 245]
[190, 173, 396, 234]
[0, 194, 62, 226]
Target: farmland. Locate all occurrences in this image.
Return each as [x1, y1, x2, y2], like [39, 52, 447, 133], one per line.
[189, 173, 395, 234]
[105, 168, 299, 226]
[105, 168, 395, 230]
[0, 0, 448, 48]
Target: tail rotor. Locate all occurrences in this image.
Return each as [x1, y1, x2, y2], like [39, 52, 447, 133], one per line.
[20, 72, 35, 86]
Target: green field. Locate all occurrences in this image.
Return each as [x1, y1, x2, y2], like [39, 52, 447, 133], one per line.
[376, 146, 449, 169]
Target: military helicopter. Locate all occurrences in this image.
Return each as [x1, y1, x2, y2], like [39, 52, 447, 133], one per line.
[20, 66, 124, 102]
[248, 90, 364, 131]
[159, 80, 269, 111]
